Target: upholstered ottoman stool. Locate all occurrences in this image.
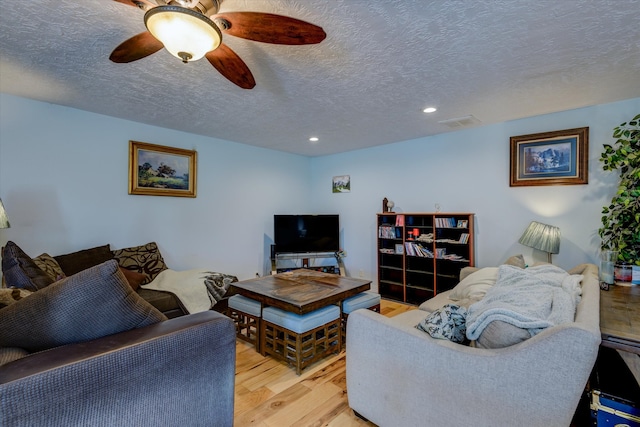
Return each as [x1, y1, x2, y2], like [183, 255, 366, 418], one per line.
[341, 291, 381, 340]
[227, 294, 261, 349]
[262, 305, 341, 375]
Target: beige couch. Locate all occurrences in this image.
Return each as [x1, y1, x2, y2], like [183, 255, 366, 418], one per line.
[346, 263, 601, 427]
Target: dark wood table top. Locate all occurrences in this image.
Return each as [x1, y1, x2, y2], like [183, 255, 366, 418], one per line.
[600, 283, 640, 354]
[229, 269, 371, 315]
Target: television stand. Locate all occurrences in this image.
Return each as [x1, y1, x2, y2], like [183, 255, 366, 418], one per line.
[271, 251, 346, 276]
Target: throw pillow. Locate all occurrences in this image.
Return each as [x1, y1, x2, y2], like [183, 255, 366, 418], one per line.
[503, 254, 526, 269]
[416, 304, 468, 343]
[32, 253, 66, 281]
[54, 244, 114, 276]
[0, 288, 32, 309]
[459, 266, 479, 282]
[1, 241, 54, 291]
[449, 267, 498, 301]
[118, 267, 148, 291]
[112, 242, 169, 284]
[0, 259, 167, 352]
[473, 320, 531, 349]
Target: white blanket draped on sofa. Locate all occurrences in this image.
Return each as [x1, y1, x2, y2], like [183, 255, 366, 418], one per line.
[466, 264, 583, 340]
[141, 269, 233, 314]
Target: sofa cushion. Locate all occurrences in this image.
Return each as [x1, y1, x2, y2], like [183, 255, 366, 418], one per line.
[32, 253, 65, 281]
[1, 241, 54, 291]
[54, 244, 114, 276]
[118, 267, 148, 291]
[416, 304, 468, 343]
[449, 267, 498, 301]
[473, 320, 532, 349]
[0, 259, 167, 352]
[418, 290, 454, 313]
[112, 242, 168, 284]
[0, 347, 30, 366]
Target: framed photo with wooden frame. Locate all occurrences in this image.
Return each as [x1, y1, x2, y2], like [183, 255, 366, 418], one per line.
[129, 141, 197, 198]
[510, 127, 588, 187]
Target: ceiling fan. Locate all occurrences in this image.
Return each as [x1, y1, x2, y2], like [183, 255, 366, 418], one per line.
[109, 0, 326, 89]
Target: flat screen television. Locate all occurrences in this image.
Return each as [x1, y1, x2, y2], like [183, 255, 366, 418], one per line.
[274, 214, 340, 254]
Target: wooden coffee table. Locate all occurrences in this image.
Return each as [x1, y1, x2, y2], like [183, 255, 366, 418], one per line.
[229, 269, 371, 354]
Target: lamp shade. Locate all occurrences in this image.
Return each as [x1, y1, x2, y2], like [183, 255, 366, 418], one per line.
[145, 5, 222, 63]
[0, 198, 10, 229]
[518, 221, 560, 260]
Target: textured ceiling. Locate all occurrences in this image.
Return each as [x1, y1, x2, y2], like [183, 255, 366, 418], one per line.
[1, 0, 639, 156]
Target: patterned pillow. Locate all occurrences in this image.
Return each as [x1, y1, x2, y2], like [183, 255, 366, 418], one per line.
[416, 304, 468, 343]
[1, 241, 54, 291]
[54, 244, 114, 276]
[112, 242, 168, 284]
[32, 253, 65, 282]
[0, 288, 32, 309]
[0, 260, 167, 352]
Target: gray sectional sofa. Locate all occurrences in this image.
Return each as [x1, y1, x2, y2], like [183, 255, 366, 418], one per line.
[346, 263, 601, 427]
[0, 242, 237, 426]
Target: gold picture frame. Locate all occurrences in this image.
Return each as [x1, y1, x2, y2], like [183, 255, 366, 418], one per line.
[510, 127, 589, 187]
[129, 141, 197, 197]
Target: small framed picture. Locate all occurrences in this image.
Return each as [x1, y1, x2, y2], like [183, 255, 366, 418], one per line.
[457, 220, 468, 228]
[332, 175, 351, 193]
[395, 244, 404, 254]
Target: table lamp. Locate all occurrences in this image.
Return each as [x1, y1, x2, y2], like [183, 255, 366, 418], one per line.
[518, 221, 560, 263]
[0, 198, 9, 229]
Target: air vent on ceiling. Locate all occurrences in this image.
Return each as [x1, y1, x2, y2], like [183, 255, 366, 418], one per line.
[438, 115, 482, 129]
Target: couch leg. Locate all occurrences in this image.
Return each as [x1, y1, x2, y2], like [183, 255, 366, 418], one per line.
[353, 410, 369, 422]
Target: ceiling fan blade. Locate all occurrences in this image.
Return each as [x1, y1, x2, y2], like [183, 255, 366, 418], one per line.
[109, 31, 164, 63]
[112, 0, 156, 11]
[206, 44, 256, 89]
[213, 12, 326, 45]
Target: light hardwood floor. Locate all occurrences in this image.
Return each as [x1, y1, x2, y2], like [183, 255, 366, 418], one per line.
[233, 299, 415, 427]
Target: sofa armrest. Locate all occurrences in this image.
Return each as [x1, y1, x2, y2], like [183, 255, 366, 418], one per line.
[346, 308, 600, 427]
[1, 311, 236, 427]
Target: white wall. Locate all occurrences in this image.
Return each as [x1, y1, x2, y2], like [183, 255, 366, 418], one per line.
[310, 98, 640, 288]
[0, 94, 311, 280]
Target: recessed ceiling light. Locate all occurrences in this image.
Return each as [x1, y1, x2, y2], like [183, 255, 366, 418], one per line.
[309, 137, 319, 142]
[423, 107, 437, 113]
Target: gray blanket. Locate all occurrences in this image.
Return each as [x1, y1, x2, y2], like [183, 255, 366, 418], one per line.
[466, 264, 582, 340]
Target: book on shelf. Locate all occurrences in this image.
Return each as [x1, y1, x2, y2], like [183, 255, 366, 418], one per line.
[458, 233, 469, 244]
[395, 215, 405, 226]
[378, 225, 396, 239]
[404, 242, 416, 256]
[435, 217, 456, 228]
[404, 242, 434, 258]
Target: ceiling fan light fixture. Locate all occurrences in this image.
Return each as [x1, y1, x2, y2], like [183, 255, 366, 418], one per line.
[144, 5, 222, 63]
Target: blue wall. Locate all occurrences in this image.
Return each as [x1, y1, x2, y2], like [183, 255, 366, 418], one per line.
[1, 93, 639, 287]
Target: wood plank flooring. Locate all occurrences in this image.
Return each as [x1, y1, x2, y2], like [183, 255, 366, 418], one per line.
[233, 299, 416, 427]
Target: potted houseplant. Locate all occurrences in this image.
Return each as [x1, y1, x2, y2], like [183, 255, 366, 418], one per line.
[598, 113, 640, 277]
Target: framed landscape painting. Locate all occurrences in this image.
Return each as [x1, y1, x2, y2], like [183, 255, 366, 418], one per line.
[332, 175, 351, 193]
[129, 141, 197, 197]
[509, 127, 588, 187]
